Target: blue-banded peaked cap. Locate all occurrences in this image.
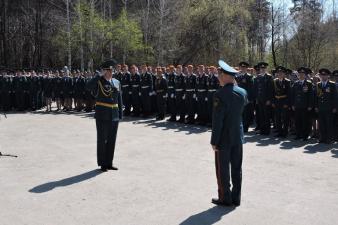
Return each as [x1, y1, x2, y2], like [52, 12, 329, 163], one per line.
[218, 60, 238, 76]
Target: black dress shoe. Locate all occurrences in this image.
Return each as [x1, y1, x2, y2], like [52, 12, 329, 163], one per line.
[100, 166, 108, 172]
[167, 117, 177, 122]
[107, 166, 118, 170]
[302, 136, 309, 141]
[232, 201, 241, 207]
[211, 198, 233, 207]
[178, 118, 185, 123]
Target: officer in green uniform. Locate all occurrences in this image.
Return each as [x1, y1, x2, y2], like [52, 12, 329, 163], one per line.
[86, 59, 123, 172]
[314, 68, 337, 144]
[211, 60, 248, 207]
[272, 66, 291, 138]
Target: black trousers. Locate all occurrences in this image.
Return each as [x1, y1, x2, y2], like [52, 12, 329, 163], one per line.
[275, 105, 289, 136]
[185, 92, 196, 121]
[95, 120, 119, 167]
[257, 101, 271, 134]
[156, 94, 167, 118]
[167, 91, 177, 118]
[243, 103, 254, 132]
[295, 108, 311, 138]
[215, 145, 243, 204]
[141, 88, 152, 115]
[196, 92, 208, 123]
[176, 91, 185, 119]
[318, 111, 334, 142]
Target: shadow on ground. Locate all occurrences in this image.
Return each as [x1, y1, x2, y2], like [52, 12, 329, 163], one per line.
[9, 111, 338, 157]
[179, 206, 235, 225]
[133, 118, 210, 135]
[29, 169, 102, 193]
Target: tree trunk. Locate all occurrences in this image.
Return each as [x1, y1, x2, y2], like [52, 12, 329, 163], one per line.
[79, 0, 84, 71]
[66, 0, 72, 70]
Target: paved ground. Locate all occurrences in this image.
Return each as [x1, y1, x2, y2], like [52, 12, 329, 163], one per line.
[0, 111, 338, 225]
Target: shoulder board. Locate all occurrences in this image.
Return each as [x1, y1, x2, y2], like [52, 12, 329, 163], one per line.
[284, 78, 290, 82]
[329, 81, 335, 84]
[306, 80, 312, 83]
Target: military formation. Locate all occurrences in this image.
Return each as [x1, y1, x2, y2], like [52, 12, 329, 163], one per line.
[0, 63, 338, 144]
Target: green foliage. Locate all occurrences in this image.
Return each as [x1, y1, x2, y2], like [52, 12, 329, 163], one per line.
[52, 3, 153, 69]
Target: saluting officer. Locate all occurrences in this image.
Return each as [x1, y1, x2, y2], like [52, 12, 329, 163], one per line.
[236, 62, 254, 132]
[314, 69, 337, 144]
[211, 60, 247, 207]
[86, 59, 123, 172]
[272, 66, 291, 138]
[291, 67, 314, 141]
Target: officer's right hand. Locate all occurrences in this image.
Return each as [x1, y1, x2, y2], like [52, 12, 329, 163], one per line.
[266, 100, 271, 106]
[292, 106, 295, 111]
[307, 107, 312, 111]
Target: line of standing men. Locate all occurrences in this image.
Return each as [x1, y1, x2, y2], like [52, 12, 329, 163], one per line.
[0, 70, 97, 112]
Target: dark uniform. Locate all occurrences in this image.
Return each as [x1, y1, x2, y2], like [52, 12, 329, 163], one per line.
[121, 71, 132, 116]
[86, 60, 123, 171]
[291, 78, 314, 140]
[74, 74, 86, 111]
[130, 72, 141, 116]
[155, 74, 168, 120]
[196, 72, 209, 125]
[236, 63, 254, 132]
[175, 71, 186, 123]
[140, 71, 153, 117]
[211, 60, 247, 207]
[14, 75, 27, 111]
[253, 63, 273, 135]
[332, 70, 338, 141]
[314, 69, 337, 144]
[167, 71, 177, 121]
[272, 66, 291, 137]
[185, 71, 197, 124]
[207, 71, 219, 125]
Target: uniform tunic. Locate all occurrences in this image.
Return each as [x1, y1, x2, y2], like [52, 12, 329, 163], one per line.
[211, 83, 247, 205]
[86, 75, 123, 167]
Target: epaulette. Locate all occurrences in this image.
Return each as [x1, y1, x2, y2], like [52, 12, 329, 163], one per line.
[306, 80, 312, 84]
[284, 78, 290, 81]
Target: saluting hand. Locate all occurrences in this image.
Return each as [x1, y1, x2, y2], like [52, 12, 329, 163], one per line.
[211, 145, 218, 152]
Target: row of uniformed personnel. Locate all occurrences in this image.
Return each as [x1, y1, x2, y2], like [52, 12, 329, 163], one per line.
[1, 62, 338, 143]
[0, 70, 95, 112]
